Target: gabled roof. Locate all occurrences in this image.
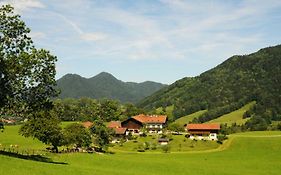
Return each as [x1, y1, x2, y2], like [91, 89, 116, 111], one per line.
[113, 127, 127, 135]
[132, 114, 167, 124]
[186, 123, 220, 130]
[82, 121, 93, 128]
[108, 121, 121, 128]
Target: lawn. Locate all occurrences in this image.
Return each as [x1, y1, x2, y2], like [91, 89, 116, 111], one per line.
[1, 126, 281, 175]
[207, 101, 256, 125]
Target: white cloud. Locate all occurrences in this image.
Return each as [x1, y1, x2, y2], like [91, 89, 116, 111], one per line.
[0, 0, 45, 12]
[80, 32, 107, 41]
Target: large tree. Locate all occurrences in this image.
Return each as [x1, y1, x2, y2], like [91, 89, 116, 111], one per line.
[90, 119, 113, 151]
[20, 111, 64, 153]
[64, 123, 92, 148]
[0, 5, 57, 115]
[0, 5, 60, 150]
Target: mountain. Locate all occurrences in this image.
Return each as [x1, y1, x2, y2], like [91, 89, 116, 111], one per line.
[56, 72, 166, 103]
[138, 45, 281, 125]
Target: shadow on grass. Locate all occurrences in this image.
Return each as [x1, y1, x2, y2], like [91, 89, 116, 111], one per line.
[0, 150, 68, 165]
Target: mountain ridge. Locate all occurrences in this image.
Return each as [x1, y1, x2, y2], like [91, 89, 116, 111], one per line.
[56, 72, 167, 103]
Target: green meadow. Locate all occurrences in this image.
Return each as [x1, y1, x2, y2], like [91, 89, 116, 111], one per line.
[1, 125, 281, 175]
[174, 110, 207, 126]
[208, 101, 256, 125]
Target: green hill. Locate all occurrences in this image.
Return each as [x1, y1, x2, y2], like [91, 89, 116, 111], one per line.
[56, 72, 166, 103]
[174, 110, 207, 126]
[207, 101, 256, 126]
[138, 45, 281, 125]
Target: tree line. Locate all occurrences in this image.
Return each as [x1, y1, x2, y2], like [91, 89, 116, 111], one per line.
[52, 98, 144, 122]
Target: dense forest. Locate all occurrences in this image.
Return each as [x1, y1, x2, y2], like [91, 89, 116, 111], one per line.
[138, 45, 281, 129]
[56, 72, 166, 103]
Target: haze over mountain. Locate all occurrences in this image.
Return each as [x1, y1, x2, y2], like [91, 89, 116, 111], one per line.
[138, 45, 281, 126]
[56, 72, 166, 103]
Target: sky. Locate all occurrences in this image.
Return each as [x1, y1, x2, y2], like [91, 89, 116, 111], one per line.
[1, 0, 281, 84]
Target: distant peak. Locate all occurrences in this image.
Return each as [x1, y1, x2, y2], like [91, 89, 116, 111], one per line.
[61, 73, 83, 79]
[90, 72, 118, 80]
[96, 72, 113, 77]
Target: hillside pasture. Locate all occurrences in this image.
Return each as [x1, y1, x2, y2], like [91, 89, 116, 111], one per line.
[207, 101, 256, 126]
[174, 110, 207, 126]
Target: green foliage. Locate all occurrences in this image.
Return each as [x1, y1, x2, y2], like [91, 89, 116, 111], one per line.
[0, 5, 58, 114]
[63, 123, 92, 148]
[0, 122, 3, 131]
[277, 123, 281, 131]
[217, 134, 228, 144]
[139, 45, 281, 129]
[161, 145, 170, 153]
[90, 119, 113, 150]
[19, 112, 64, 153]
[52, 98, 143, 122]
[56, 72, 166, 103]
[167, 123, 185, 132]
[245, 115, 271, 131]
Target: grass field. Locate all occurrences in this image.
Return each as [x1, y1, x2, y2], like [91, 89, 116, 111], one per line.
[174, 110, 207, 126]
[1, 126, 281, 175]
[208, 101, 256, 125]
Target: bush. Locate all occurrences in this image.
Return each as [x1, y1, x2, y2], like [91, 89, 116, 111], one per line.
[277, 123, 281, 131]
[161, 145, 170, 153]
[137, 143, 145, 152]
[144, 142, 150, 150]
[217, 134, 228, 144]
[151, 143, 157, 150]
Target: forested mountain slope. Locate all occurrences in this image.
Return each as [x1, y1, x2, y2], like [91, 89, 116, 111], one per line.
[56, 72, 166, 103]
[138, 45, 281, 126]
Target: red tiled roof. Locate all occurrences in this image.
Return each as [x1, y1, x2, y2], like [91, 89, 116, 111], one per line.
[113, 127, 127, 135]
[186, 124, 220, 130]
[133, 114, 167, 124]
[82, 121, 93, 128]
[108, 121, 121, 128]
[1, 119, 16, 123]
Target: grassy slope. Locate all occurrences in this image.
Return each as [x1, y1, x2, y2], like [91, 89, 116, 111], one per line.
[174, 110, 207, 126]
[207, 101, 256, 125]
[0, 125, 45, 151]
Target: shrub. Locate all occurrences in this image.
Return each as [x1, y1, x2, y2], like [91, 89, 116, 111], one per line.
[217, 134, 228, 144]
[151, 143, 157, 150]
[161, 145, 170, 153]
[144, 142, 150, 150]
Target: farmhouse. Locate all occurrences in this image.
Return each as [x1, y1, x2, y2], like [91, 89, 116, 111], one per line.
[108, 121, 127, 136]
[82, 121, 93, 128]
[121, 114, 167, 134]
[121, 117, 143, 134]
[186, 123, 220, 140]
[158, 138, 169, 145]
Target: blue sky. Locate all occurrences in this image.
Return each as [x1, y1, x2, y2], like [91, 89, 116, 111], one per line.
[1, 0, 281, 84]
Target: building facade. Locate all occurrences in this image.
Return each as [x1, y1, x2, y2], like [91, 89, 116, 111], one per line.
[186, 123, 220, 140]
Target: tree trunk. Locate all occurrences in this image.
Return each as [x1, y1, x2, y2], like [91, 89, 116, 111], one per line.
[54, 145, 58, 153]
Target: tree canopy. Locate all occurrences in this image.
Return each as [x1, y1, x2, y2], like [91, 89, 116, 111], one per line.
[0, 5, 57, 116]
